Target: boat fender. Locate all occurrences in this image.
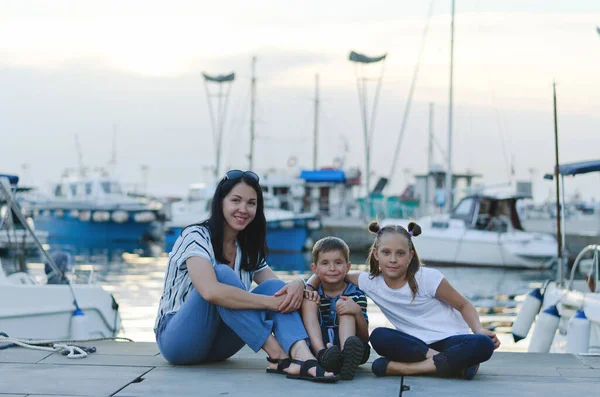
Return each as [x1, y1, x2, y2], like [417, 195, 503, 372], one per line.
[528, 304, 560, 352]
[78, 211, 91, 222]
[133, 211, 157, 223]
[512, 288, 543, 342]
[566, 310, 590, 354]
[92, 211, 111, 222]
[112, 210, 129, 223]
[70, 308, 89, 340]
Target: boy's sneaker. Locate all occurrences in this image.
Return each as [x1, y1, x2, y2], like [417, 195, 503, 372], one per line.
[461, 364, 480, 380]
[340, 336, 365, 380]
[359, 343, 371, 365]
[317, 345, 342, 374]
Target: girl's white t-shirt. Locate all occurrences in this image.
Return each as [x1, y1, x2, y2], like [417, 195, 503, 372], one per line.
[358, 267, 470, 344]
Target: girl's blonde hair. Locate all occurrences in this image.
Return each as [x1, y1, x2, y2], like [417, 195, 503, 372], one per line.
[366, 221, 423, 299]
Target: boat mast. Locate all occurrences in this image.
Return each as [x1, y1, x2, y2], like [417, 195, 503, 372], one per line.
[249, 56, 257, 170]
[74, 134, 85, 177]
[313, 73, 320, 170]
[445, 0, 455, 212]
[427, 103, 434, 212]
[110, 123, 117, 176]
[552, 81, 564, 286]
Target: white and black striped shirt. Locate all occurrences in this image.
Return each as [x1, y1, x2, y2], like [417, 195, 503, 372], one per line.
[154, 225, 269, 330]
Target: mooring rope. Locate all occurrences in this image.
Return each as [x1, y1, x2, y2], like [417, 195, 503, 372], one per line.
[0, 335, 134, 359]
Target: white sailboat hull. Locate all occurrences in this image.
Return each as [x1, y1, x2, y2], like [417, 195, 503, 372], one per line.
[0, 283, 120, 340]
[382, 216, 557, 269]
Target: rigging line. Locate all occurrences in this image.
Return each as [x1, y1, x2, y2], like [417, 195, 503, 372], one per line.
[361, 63, 370, 158]
[388, 0, 435, 180]
[367, 59, 387, 151]
[432, 134, 448, 166]
[354, 64, 367, 151]
[491, 92, 512, 179]
[224, 83, 251, 168]
[216, 82, 234, 173]
[471, 0, 512, 179]
[202, 79, 219, 149]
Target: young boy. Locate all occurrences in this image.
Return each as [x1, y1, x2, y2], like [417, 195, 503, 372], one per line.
[302, 236, 370, 380]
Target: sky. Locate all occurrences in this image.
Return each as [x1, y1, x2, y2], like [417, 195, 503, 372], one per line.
[1, 0, 600, 202]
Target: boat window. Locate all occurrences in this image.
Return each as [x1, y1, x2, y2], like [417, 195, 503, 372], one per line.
[69, 184, 77, 196]
[54, 185, 63, 197]
[101, 182, 122, 194]
[85, 182, 93, 195]
[451, 197, 475, 223]
[453, 198, 473, 217]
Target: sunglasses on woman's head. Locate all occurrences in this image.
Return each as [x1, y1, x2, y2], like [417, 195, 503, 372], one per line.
[223, 170, 260, 183]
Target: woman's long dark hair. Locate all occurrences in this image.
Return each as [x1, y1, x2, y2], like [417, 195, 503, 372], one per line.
[366, 221, 422, 300]
[187, 173, 268, 271]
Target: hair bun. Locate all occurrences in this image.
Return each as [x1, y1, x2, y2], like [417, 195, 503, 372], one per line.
[368, 221, 380, 234]
[408, 221, 422, 237]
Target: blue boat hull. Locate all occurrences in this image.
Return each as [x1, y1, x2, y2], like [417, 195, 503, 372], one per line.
[34, 216, 161, 250]
[165, 225, 310, 254]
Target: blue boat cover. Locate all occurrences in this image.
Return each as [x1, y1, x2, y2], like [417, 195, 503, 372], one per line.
[300, 170, 346, 183]
[0, 174, 19, 185]
[554, 160, 600, 177]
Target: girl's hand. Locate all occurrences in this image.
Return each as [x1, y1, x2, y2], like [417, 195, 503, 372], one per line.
[303, 289, 320, 303]
[274, 279, 305, 313]
[335, 296, 361, 316]
[475, 328, 501, 350]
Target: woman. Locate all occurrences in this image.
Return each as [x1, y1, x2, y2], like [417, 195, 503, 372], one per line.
[154, 170, 336, 382]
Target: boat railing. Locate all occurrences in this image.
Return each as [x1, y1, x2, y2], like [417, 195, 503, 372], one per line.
[567, 244, 599, 293]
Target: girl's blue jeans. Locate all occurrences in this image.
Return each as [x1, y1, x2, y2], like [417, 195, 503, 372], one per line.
[155, 264, 308, 365]
[369, 327, 495, 374]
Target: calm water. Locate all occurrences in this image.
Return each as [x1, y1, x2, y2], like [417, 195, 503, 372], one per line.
[10, 245, 556, 351]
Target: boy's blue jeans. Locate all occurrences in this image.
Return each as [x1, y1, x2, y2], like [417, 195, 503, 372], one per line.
[155, 264, 308, 365]
[369, 327, 494, 374]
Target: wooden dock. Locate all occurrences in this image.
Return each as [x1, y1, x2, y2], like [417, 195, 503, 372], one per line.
[1, 341, 599, 396]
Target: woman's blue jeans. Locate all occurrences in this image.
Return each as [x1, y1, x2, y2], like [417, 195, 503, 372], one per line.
[369, 327, 494, 374]
[156, 264, 308, 365]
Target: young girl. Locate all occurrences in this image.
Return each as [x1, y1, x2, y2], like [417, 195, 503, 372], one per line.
[307, 221, 499, 380]
[155, 170, 337, 383]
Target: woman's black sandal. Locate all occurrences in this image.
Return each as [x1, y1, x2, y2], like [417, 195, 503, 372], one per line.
[266, 357, 292, 375]
[286, 359, 339, 383]
[317, 345, 342, 373]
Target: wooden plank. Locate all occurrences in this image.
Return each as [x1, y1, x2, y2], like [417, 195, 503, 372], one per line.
[39, 352, 172, 367]
[115, 367, 400, 397]
[0, 347, 52, 363]
[0, 363, 149, 396]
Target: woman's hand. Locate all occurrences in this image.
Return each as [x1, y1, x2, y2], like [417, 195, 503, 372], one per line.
[303, 289, 320, 303]
[335, 296, 361, 316]
[475, 328, 501, 350]
[274, 279, 305, 313]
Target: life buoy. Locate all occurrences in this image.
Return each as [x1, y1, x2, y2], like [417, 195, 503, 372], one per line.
[287, 156, 298, 168]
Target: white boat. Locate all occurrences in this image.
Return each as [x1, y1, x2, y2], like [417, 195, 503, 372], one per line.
[0, 261, 121, 340]
[0, 174, 121, 340]
[382, 193, 558, 269]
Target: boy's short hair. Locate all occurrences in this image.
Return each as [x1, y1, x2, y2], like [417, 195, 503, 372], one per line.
[312, 236, 350, 264]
